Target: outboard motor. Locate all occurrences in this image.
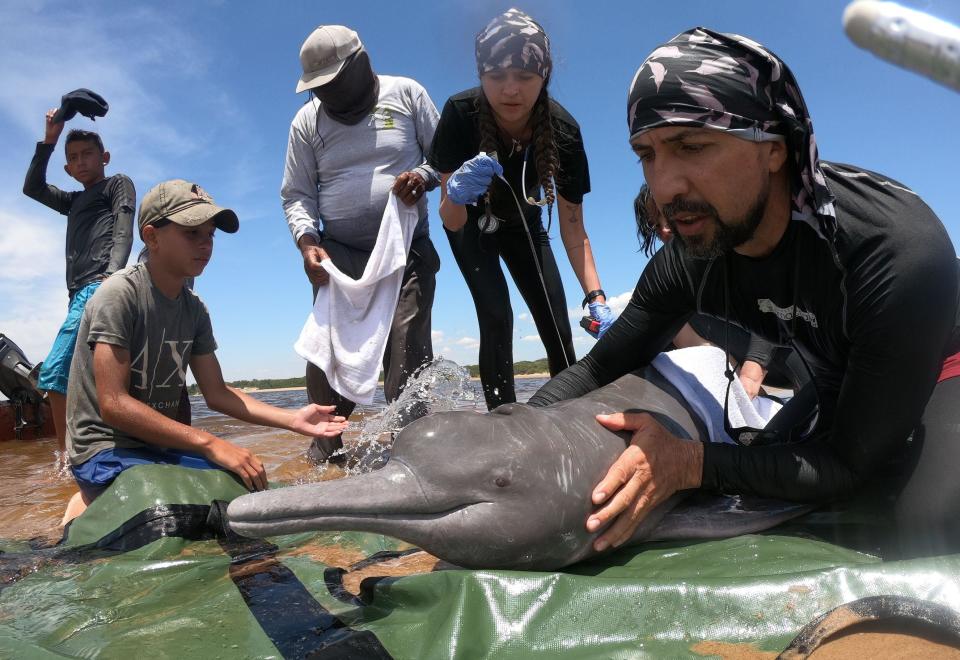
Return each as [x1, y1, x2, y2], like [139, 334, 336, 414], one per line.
[0, 334, 45, 440]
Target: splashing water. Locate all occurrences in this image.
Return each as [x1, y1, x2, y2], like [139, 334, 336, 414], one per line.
[337, 358, 477, 475]
[52, 450, 71, 480]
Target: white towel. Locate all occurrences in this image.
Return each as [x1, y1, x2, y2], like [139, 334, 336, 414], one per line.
[652, 345, 782, 444]
[294, 193, 420, 404]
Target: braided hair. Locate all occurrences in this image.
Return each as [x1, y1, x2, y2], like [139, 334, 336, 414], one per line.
[476, 86, 559, 225]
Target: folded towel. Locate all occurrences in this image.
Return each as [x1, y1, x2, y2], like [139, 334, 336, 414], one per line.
[294, 193, 419, 404]
[652, 346, 782, 444]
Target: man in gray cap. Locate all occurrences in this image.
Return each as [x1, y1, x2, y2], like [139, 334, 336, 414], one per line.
[282, 25, 442, 462]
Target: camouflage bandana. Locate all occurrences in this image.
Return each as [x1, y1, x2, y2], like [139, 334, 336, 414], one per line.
[627, 27, 836, 237]
[475, 8, 552, 80]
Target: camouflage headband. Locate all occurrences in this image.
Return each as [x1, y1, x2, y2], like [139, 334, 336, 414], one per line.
[627, 27, 836, 237]
[475, 8, 552, 80]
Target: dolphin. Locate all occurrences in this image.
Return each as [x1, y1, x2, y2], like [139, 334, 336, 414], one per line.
[228, 369, 809, 570]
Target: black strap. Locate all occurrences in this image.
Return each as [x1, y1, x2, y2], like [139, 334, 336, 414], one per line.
[581, 289, 605, 308]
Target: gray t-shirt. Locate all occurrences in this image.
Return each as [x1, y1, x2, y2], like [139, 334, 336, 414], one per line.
[66, 263, 217, 465]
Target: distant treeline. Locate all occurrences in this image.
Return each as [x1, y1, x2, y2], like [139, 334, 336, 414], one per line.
[466, 358, 550, 378]
[186, 358, 551, 395]
[187, 376, 304, 395]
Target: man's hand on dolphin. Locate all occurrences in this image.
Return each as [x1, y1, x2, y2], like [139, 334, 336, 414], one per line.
[587, 412, 704, 551]
[288, 404, 348, 438]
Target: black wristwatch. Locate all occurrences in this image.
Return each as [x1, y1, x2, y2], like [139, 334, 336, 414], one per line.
[581, 289, 605, 308]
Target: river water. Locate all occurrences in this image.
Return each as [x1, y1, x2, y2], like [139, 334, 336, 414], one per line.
[0, 362, 548, 542]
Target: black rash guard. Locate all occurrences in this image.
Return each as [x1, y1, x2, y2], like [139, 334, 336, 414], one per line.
[530, 162, 960, 503]
[23, 142, 135, 296]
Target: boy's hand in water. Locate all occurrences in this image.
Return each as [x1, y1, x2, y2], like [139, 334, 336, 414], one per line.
[289, 404, 348, 438]
[203, 435, 268, 491]
[446, 154, 503, 206]
[44, 108, 64, 144]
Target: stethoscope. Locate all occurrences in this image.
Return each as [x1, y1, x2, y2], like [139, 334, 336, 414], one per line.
[477, 148, 573, 369]
[478, 144, 548, 234]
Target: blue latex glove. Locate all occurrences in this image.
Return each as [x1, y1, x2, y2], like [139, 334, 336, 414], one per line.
[446, 154, 504, 206]
[587, 302, 616, 339]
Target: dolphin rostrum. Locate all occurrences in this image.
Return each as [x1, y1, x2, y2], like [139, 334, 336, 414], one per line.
[228, 369, 809, 570]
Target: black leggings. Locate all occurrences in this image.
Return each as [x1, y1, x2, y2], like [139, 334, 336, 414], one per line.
[446, 218, 575, 410]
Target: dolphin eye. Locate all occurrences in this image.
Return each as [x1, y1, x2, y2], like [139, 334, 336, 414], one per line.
[495, 476, 510, 488]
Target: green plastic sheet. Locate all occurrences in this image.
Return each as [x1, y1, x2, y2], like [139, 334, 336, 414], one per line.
[2, 465, 958, 659]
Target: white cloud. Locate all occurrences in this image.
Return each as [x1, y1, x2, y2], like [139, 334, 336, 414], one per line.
[520, 334, 540, 342]
[0, 279, 68, 365]
[606, 290, 633, 314]
[518, 312, 529, 321]
[435, 347, 487, 369]
[0, 210, 62, 281]
[0, 207, 70, 361]
[431, 330, 445, 342]
[454, 336, 480, 347]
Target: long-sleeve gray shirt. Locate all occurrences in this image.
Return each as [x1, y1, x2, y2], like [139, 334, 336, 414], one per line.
[23, 142, 135, 296]
[281, 75, 440, 251]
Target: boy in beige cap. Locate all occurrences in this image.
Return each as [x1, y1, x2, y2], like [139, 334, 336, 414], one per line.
[61, 180, 346, 522]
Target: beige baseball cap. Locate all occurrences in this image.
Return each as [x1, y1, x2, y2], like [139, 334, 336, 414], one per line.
[296, 25, 362, 93]
[138, 179, 239, 237]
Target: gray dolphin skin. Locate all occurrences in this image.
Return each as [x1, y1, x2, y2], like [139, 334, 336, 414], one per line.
[228, 369, 809, 570]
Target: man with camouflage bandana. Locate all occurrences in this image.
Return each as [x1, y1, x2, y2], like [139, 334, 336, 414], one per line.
[530, 28, 960, 557]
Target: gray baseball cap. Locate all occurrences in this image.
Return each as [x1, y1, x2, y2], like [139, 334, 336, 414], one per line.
[138, 179, 239, 237]
[296, 25, 362, 93]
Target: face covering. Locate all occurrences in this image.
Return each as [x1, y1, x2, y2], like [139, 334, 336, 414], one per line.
[313, 49, 380, 125]
[626, 27, 837, 238]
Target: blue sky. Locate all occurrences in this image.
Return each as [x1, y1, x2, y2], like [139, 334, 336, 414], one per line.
[1, 0, 958, 383]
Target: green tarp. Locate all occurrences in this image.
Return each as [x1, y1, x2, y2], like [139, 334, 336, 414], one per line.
[1, 465, 958, 659]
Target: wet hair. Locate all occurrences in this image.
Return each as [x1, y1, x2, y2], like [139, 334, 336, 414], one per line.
[635, 184, 664, 256]
[64, 129, 104, 155]
[476, 85, 559, 223]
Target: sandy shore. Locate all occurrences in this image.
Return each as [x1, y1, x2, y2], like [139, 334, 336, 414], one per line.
[241, 372, 551, 394]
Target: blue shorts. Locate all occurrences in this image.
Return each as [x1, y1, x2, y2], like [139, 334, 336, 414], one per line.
[37, 281, 101, 394]
[71, 447, 221, 499]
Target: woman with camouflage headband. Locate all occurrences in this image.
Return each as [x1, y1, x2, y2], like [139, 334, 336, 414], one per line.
[428, 8, 611, 411]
